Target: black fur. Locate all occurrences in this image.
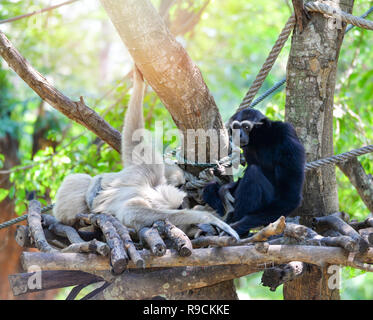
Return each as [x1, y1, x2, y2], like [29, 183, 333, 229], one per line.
[203, 109, 305, 237]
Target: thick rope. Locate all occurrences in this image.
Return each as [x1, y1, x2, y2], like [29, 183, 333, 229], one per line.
[249, 78, 286, 108]
[345, 5, 373, 32]
[305, 145, 373, 172]
[185, 145, 373, 190]
[236, 15, 296, 113]
[173, 145, 242, 169]
[306, 1, 373, 30]
[0, 203, 54, 230]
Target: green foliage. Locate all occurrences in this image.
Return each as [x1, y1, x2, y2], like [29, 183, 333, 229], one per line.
[235, 273, 283, 300]
[341, 269, 373, 300]
[0, 188, 9, 202]
[0, 154, 4, 168]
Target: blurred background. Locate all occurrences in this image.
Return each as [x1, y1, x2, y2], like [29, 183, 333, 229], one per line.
[0, 0, 372, 299]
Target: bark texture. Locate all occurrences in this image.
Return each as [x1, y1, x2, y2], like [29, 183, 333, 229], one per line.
[284, 0, 355, 299]
[0, 31, 122, 153]
[21, 246, 373, 272]
[98, 0, 232, 299]
[338, 157, 373, 213]
[99, 0, 229, 163]
[91, 265, 250, 300]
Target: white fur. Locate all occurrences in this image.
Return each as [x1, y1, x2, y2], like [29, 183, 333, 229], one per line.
[53, 173, 91, 225]
[52, 67, 239, 240]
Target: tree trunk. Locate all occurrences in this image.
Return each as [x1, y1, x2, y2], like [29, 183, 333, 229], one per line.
[284, 0, 355, 299]
[99, 0, 229, 165]
[99, 0, 235, 300]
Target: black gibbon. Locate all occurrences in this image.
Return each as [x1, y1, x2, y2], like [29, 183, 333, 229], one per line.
[203, 108, 305, 237]
[53, 67, 239, 240]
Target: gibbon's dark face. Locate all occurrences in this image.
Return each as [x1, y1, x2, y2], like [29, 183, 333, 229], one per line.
[229, 109, 267, 147]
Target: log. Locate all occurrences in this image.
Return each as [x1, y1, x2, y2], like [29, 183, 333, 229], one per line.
[139, 227, 167, 257]
[261, 261, 308, 291]
[101, 215, 145, 268]
[48, 221, 109, 256]
[241, 216, 286, 243]
[20, 245, 373, 273]
[154, 220, 193, 257]
[61, 239, 110, 256]
[359, 228, 373, 246]
[90, 264, 256, 300]
[15, 225, 33, 248]
[350, 218, 373, 231]
[77, 213, 129, 273]
[338, 157, 373, 213]
[322, 230, 343, 237]
[191, 236, 237, 248]
[289, 222, 358, 252]
[40, 214, 59, 227]
[27, 200, 58, 253]
[268, 223, 359, 252]
[304, 236, 358, 252]
[313, 214, 369, 253]
[8, 270, 103, 296]
[191, 217, 285, 248]
[48, 222, 85, 243]
[77, 213, 143, 266]
[15, 225, 69, 249]
[332, 211, 351, 223]
[283, 223, 310, 240]
[93, 215, 128, 274]
[17, 217, 109, 255]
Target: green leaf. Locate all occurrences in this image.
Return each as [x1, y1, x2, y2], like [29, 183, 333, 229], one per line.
[0, 188, 9, 202]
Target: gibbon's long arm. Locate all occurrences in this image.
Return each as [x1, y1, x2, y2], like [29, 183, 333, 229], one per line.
[122, 66, 146, 167]
[121, 67, 184, 186]
[54, 68, 237, 241]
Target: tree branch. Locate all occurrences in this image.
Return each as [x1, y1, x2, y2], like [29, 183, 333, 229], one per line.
[0, 31, 122, 153]
[99, 0, 229, 162]
[8, 270, 102, 296]
[21, 245, 373, 273]
[0, 0, 80, 25]
[90, 264, 255, 300]
[338, 157, 373, 213]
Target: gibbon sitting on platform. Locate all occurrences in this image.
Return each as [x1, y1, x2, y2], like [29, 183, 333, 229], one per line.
[52, 67, 239, 240]
[203, 108, 305, 237]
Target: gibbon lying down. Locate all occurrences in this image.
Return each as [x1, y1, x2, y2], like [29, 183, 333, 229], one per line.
[53, 67, 239, 240]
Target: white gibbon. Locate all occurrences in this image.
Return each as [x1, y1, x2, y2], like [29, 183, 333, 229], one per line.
[52, 67, 239, 240]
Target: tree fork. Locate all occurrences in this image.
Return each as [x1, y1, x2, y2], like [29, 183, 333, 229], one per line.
[98, 0, 233, 299]
[99, 0, 229, 165]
